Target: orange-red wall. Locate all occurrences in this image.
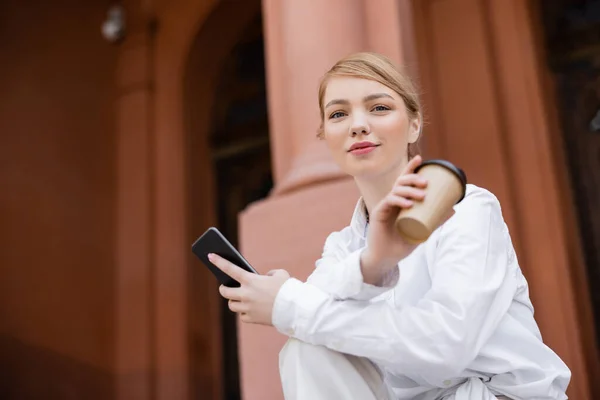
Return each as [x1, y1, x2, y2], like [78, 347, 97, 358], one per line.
[0, 0, 596, 399]
[0, 0, 118, 397]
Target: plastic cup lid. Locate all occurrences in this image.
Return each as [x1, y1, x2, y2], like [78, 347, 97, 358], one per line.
[415, 159, 468, 203]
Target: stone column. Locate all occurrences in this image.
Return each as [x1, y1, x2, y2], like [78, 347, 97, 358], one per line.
[114, 1, 155, 398]
[264, 0, 366, 193]
[238, 1, 407, 399]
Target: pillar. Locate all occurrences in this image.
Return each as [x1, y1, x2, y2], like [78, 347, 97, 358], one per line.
[114, 1, 155, 398]
[265, 0, 365, 193]
[409, 0, 596, 397]
[238, 1, 407, 399]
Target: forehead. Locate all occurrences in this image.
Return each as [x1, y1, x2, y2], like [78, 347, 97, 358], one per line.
[323, 76, 398, 105]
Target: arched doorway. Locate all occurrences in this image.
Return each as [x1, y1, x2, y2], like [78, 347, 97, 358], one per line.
[184, 2, 269, 399]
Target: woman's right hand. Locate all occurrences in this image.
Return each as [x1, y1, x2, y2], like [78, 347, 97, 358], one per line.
[360, 155, 428, 285]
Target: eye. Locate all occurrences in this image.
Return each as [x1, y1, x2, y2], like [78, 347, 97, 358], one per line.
[372, 105, 391, 112]
[329, 111, 346, 119]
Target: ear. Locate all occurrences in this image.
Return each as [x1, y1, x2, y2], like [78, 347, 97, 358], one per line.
[407, 115, 421, 144]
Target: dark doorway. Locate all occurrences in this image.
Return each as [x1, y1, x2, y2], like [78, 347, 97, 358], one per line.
[187, 11, 271, 400]
[538, 0, 600, 348]
[210, 13, 271, 400]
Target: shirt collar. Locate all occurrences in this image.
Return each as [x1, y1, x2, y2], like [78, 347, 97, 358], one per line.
[350, 197, 369, 239]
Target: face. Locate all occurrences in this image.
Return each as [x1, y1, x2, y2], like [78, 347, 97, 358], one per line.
[322, 76, 420, 179]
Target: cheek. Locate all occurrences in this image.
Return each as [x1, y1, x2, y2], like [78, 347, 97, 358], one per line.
[323, 125, 348, 152]
[377, 115, 409, 143]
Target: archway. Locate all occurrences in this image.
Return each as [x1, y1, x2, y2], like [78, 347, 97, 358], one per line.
[183, 1, 269, 399]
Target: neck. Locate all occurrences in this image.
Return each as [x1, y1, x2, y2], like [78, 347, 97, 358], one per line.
[354, 163, 405, 218]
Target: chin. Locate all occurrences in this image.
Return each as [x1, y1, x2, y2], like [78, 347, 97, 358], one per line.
[345, 163, 388, 179]
[342, 155, 402, 180]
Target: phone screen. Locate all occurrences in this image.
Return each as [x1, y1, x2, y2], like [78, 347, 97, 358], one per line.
[191, 227, 258, 287]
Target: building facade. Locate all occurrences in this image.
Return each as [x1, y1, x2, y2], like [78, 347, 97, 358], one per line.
[1, 0, 599, 399]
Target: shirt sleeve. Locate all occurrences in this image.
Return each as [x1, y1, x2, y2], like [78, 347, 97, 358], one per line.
[304, 229, 398, 301]
[272, 190, 518, 383]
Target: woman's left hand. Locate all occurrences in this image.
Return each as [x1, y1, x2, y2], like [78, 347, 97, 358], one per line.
[209, 253, 291, 325]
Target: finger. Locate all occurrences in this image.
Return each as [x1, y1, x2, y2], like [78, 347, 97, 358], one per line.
[376, 195, 413, 220]
[208, 253, 252, 284]
[239, 313, 252, 323]
[392, 186, 426, 201]
[384, 194, 414, 210]
[219, 284, 242, 301]
[401, 155, 422, 176]
[228, 299, 247, 313]
[272, 270, 290, 279]
[267, 269, 289, 278]
[395, 173, 428, 188]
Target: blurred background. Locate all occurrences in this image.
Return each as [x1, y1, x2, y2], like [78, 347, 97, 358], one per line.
[1, 0, 599, 399]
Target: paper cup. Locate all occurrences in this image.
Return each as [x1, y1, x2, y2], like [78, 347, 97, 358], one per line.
[395, 160, 467, 244]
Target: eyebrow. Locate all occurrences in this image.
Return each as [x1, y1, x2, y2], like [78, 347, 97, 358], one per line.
[324, 93, 394, 109]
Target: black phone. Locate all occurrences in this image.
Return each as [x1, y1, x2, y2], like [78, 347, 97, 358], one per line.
[191, 227, 258, 287]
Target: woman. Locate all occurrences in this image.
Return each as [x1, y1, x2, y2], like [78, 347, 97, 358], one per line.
[210, 52, 571, 399]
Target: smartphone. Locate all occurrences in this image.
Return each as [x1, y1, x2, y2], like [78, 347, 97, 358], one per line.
[191, 227, 258, 287]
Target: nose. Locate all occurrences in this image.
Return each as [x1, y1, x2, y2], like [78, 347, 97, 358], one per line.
[350, 114, 370, 136]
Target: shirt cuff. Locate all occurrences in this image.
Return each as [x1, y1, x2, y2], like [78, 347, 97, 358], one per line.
[341, 249, 399, 301]
[271, 278, 328, 338]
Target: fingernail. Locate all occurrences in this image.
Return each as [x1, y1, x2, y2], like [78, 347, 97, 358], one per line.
[208, 253, 214, 260]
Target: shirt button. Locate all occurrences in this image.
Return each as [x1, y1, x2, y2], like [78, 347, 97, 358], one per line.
[443, 380, 452, 386]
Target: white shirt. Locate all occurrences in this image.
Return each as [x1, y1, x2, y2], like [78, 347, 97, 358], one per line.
[272, 184, 571, 399]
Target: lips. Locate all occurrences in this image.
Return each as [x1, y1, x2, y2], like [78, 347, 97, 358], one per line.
[348, 141, 379, 152]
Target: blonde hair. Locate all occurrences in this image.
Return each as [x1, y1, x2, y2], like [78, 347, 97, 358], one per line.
[317, 52, 422, 158]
